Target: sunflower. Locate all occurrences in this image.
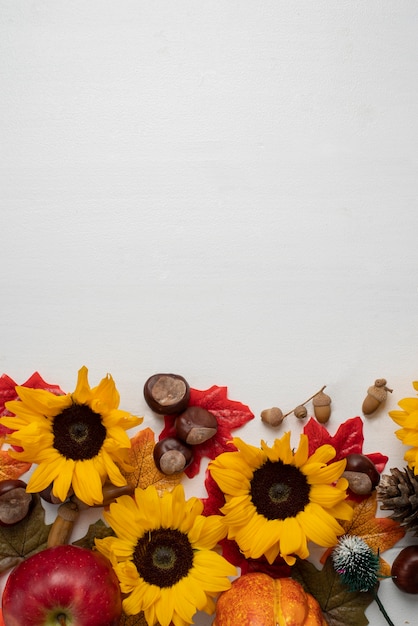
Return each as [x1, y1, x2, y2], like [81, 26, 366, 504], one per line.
[209, 432, 353, 566]
[95, 484, 236, 626]
[389, 381, 418, 473]
[1, 366, 142, 505]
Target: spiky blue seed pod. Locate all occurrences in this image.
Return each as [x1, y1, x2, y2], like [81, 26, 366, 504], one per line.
[332, 535, 380, 592]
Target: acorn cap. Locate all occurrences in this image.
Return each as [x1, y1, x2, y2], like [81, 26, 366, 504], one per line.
[312, 391, 331, 406]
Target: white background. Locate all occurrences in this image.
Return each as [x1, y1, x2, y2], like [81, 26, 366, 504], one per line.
[1, 2, 418, 624]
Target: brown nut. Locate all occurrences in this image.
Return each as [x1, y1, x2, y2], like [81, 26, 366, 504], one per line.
[362, 378, 393, 415]
[0, 479, 34, 526]
[345, 453, 380, 487]
[293, 405, 308, 419]
[342, 470, 373, 495]
[153, 437, 193, 475]
[260, 407, 284, 427]
[175, 406, 218, 445]
[312, 391, 331, 423]
[144, 373, 190, 415]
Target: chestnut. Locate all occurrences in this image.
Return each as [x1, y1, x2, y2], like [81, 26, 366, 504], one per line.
[175, 406, 218, 445]
[392, 545, 418, 594]
[345, 453, 380, 488]
[0, 479, 34, 526]
[144, 374, 190, 415]
[153, 437, 193, 475]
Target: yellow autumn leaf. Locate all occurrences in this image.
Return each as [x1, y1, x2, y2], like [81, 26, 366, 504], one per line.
[339, 492, 405, 576]
[122, 428, 183, 494]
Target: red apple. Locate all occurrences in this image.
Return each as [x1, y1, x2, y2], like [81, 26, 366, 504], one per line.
[2, 545, 122, 626]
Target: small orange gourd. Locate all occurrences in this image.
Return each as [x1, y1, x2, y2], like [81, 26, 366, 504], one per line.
[213, 572, 327, 626]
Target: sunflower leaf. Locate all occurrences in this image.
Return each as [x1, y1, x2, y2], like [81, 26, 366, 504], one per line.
[0, 495, 51, 573]
[158, 385, 254, 477]
[122, 427, 183, 493]
[292, 556, 374, 626]
[73, 519, 115, 550]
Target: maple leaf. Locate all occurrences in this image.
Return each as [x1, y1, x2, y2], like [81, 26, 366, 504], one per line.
[158, 386, 254, 477]
[0, 495, 51, 573]
[122, 427, 183, 493]
[0, 437, 31, 481]
[333, 492, 405, 577]
[0, 372, 65, 442]
[73, 519, 115, 551]
[304, 417, 388, 502]
[292, 556, 374, 626]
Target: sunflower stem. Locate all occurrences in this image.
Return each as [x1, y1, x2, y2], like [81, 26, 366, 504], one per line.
[372, 590, 395, 626]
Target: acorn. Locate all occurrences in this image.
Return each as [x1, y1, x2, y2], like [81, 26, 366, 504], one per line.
[362, 378, 393, 415]
[260, 407, 284, 427]
[312, 390, 331, 423]
[293, 405, 308, 419]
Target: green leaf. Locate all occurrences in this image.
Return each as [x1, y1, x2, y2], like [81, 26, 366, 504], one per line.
[292, 557, 374, 626]
[73, 518, 115, 550]
[0, 495, 51, 573]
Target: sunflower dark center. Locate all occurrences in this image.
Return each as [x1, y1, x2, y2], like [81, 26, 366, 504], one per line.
[133, 528, 194, 587]
[250, 459, 311, 520]
[52, 403, 106, 460]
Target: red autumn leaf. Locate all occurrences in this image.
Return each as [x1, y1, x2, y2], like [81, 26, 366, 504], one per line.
[304, 416, 364, 459]
[304, 416, 388, 471]
[158, 385, 254, 477]
[0, 372, 65, 440]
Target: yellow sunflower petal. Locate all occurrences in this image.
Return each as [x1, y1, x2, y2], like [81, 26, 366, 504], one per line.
[209, 467, 250, 496]
[91, 372, 120, 411]
[26, 455, 68, 494]
[72, 459, 104, 505]
[71, 366, 92, 404]
[297, 503, 344, 546]
[304, 458, 347, 484]
[7, 388, 71, 417]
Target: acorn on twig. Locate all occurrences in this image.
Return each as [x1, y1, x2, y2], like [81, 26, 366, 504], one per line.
[260, 407, 284, 427]
[312, 389, 331, 423]
[362, 378, 393, 415]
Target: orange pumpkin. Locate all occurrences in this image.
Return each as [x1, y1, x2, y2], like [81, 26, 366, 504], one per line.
[213, 573, 327, 626]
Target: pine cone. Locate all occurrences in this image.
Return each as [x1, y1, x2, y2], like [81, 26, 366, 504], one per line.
[377, 466, 418, 535]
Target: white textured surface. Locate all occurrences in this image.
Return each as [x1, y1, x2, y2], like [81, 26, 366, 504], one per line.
[1, 2, 418, 624]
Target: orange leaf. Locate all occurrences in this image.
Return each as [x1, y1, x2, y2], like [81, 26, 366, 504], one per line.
[0, 438, 31, 481]
[122, 428, 183, 494]
[0, 608, 5, 626]
[338, 492, 405, 576]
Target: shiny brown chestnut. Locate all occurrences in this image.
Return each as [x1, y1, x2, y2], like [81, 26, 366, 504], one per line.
[0, 479, 34, 526]
[345, 453, 380, 488]
[175, 406, 218, 445]
[144, 374, 190, 415]
[392, 545, 418, 593]
[153, 437, 193, 475]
